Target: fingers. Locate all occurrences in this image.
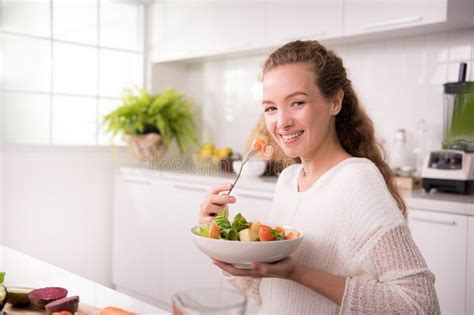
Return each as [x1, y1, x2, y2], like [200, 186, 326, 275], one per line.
[199, 183, 236, 224]
[207, 194, 236, 206]
[208, 183, 233, 195]
[212, 260, 263, 278]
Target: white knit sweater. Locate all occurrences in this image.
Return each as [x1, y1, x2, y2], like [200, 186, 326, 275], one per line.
[224, 158, 440, 314]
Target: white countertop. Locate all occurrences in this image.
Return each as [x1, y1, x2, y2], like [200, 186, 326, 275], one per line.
[403, 189, 474, 216]
[119, 166, 278, 192]
[0, 245, 169, 314]
[120, 167, 474, 216]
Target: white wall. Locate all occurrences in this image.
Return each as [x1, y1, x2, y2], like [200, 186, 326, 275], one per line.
[0, 148, 3, 245]
[1, 145, 136, 286]
[153, 28, 474, 157]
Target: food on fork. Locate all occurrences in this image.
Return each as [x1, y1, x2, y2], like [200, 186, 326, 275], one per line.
[252, 138, 267, 153]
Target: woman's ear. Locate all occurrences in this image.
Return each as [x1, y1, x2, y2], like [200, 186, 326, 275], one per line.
[330, 89, 344, 115]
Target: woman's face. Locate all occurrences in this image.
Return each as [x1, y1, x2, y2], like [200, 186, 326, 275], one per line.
[262, 63, 340, 159]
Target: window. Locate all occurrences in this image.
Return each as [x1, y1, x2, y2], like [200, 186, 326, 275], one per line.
[0, 0, 145, 145]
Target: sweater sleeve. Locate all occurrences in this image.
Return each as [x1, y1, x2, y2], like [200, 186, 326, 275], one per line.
[340, 224, 440, 314]
[338, 160, 440, 314]
[219, 270, 262, 306]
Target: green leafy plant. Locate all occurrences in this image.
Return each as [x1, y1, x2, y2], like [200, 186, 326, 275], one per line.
[102, 87, 198, 154]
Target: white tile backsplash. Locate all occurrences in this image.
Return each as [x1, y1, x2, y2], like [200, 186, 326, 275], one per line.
[152, 28, 474, 158]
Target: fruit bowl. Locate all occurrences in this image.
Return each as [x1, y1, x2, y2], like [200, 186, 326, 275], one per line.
[191, 225, 304, 269]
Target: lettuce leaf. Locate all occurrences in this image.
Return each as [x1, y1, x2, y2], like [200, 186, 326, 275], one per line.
[220, 228, 239, 240]
[196, 224, 210, 238]
[232, 213, 250, 232]
[215, 208, 231, 229]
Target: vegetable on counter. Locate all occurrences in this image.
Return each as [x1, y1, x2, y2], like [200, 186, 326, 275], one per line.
[45, 295, 79, 315]
[0, 272, 7, 311]
[0, 284, 7, 311]
[99, 306, 137, 315]
[6, 286, 34, 307]
[28, 287, 68, 309]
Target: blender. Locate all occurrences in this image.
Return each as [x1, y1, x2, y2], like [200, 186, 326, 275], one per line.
[422, 63, 474, 194]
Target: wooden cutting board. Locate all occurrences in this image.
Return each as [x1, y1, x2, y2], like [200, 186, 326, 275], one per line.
[3, 302, 101, 315]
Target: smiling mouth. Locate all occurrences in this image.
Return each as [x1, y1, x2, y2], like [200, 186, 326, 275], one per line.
[280, 130, 304, 141]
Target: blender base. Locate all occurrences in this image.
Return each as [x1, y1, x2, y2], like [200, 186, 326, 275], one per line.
[422, 178, 474, 194]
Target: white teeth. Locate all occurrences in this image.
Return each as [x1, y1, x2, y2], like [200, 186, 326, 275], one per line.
[281, 131, 303, 141]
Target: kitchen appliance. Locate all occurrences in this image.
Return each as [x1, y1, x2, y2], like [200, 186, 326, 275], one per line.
[422, 63, 474, 194]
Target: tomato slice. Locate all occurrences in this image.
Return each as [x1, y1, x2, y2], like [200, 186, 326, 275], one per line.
[258, 225, 275, 241]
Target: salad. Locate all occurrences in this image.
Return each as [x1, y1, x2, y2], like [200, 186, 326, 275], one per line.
[196, 208, 300, 242]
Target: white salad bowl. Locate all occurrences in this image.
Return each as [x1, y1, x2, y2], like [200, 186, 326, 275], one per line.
[191, 226, 304, 269]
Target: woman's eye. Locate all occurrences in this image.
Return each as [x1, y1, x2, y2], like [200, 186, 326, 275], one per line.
[264, 106, 277, 113]
[292, 101, 305, 107]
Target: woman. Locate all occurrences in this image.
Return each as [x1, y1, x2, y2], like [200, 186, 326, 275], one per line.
[199, 40, 440, 314]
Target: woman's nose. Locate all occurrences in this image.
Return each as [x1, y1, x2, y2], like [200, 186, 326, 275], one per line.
[276, 110, 293, 131]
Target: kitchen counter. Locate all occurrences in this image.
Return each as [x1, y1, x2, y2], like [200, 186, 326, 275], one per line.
[120, 166, 278, 191]
[120, 167, 474, 216]
[403, 189, 474, 216]
[0, 245, 169, 314]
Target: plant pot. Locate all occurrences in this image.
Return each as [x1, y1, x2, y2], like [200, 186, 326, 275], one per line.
[123, 133, 165, 161]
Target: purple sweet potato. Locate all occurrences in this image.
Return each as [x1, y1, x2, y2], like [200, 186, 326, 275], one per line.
[28, 287, 68, 309]
[45, 295, 79, 314]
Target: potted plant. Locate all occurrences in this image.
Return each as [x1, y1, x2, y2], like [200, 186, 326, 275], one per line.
[102, 87, 198, 160]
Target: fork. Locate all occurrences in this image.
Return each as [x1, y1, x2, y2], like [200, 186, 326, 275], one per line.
[227, 148, 260, 195]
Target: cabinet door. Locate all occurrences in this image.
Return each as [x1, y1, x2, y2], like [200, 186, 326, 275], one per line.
[468, 217, 474, 315]
[408, 208, 467, 315]
[154, 179, 224, 308]
[266, 0, 343, 46]
[151, 0, 265, 61]
[112, 175, 165, 300]
[343, 0, 447, 36]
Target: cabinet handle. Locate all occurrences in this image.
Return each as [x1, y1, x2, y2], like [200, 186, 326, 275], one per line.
[124, 178, 151, 185]
[237, 192, 273, 201]
[411, 216, 456, 226]
[363, 16, 422, 30]
[174, 183, 208, 193]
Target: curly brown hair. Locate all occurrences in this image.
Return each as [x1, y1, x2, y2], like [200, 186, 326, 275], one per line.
[262, 40, 407, 217]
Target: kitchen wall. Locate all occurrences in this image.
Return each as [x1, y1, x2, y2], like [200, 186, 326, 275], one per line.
[0, 149, 3, 245]
[1, 27, 473, 289]
[0, 145, 136, 286]
[152, 28, 474, 159]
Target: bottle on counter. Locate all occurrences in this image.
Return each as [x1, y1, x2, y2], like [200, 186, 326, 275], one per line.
[390, 129, 414, 176]
[412, 120, 429, 177]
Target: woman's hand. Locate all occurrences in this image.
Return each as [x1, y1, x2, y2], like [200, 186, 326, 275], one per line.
[214, 257, 346, 305]
[212, 257, 299, 281]
[199, 183, 236, 224]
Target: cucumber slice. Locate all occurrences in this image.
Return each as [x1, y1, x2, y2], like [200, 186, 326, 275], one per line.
[0, 284, 8, 310]
[6, 286, 34, 307]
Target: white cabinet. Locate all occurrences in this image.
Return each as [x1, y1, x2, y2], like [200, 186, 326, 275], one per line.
[113, 174, 224, 310]
[343, 0, 448, 36]
[151, 0, 265, 62]
[112, 172, 275, 310]
[265, 0, 343, 46]
[408, 208, 467, 315]
[150, 0, 473, 63]
[467, 217, 474, 315]
[112, 175, 168, 305]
